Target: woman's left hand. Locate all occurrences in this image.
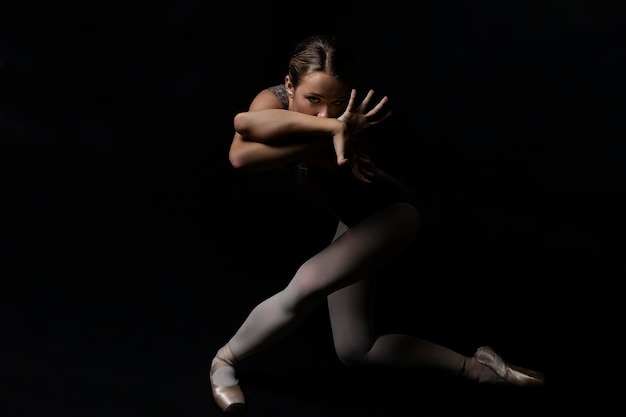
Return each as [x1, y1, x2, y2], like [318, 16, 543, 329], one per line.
[333, 89, 391, 171]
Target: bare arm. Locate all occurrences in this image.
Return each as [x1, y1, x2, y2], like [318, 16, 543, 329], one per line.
[229, 133, 330, 172]
[228, 88, 391, 177]
[229, 89, 342, 172]
[233, 109, 342, 145]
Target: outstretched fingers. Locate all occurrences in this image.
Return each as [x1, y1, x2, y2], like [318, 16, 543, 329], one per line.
[365, 95, 391, 124]
[357, 89, 375, 113]
[354, 89, 391, 124]
[345, 89, 358, 113]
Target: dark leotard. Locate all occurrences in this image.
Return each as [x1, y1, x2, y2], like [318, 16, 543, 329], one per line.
[268, 84, 417, 227]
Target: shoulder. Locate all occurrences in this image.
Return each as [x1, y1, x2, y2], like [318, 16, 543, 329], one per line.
[266, 84, 289, 109]
[248, 87, 287, 111]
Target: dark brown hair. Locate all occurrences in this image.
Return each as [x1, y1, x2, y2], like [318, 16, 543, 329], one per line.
[287, 34, 358, 88]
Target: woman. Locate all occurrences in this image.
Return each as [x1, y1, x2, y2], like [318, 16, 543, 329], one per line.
[211, 34, 544, 414]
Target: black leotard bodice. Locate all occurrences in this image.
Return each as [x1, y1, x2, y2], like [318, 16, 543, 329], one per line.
[267, 84, 417, 226]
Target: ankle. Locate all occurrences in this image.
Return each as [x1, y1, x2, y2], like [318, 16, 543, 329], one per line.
[459, 357, 492, 382]
[211, 345, 239, 388]
[215, 344, 237, 367]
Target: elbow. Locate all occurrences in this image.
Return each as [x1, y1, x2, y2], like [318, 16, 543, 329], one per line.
[229, 146, 270, 173]
[233, 112, 250, 137]
[230, 154, 266, 172]
[228, 141, 258, 171]
[228, 150, 248, 170]
[229, 113, 251, 170]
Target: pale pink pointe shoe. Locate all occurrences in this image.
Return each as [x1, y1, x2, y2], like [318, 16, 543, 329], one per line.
[474, 346, 545, 387]
[210, 345, 246, 414]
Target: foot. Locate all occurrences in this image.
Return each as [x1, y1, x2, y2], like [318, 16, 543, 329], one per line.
[210, 345, 246, 414]
[473, 346, 544, 387]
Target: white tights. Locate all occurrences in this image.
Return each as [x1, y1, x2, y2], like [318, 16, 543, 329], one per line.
[211, 202, 476, 387]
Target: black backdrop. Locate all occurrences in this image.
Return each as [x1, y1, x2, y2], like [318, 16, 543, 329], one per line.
[2, 1, 625, 416]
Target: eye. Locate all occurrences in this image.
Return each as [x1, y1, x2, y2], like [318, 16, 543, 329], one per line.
[307, 96, 321, 103]
[332, 100, 347, 106]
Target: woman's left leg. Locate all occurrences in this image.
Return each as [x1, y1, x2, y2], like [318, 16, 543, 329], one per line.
[327, 213, 545, 386]
[328, 277, 468, 374]
[326, 216, 467, 375]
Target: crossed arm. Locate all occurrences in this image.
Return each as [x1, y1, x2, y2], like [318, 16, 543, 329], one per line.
[228, 89, 391, 182]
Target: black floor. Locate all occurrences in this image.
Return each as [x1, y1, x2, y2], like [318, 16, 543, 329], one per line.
[3, 207, 624, 417]
[3, 282, 623, 417]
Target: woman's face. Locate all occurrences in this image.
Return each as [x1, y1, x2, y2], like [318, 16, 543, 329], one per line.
[286, 72, 351, 118]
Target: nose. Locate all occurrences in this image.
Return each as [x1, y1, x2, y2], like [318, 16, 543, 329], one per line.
[316, 105, 330, 118]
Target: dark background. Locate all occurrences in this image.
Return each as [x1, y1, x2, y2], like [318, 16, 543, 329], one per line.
[1, 1, 625, 416]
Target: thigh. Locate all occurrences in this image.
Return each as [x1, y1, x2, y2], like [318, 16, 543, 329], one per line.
[293, 202, 419, 297]
[328, 220, 374, 349]
[323, 206, 415, 354]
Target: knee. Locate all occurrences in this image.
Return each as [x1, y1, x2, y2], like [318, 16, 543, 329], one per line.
[399, 201, 421, 235]
[335, 345, 370, 368]
[283, 261, 327, 309]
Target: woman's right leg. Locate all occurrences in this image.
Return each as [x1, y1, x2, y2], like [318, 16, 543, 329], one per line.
[221, 202, 419, 358]
[210, 202, 420, 412]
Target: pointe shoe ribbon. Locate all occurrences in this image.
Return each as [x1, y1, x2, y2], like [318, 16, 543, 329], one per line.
[210, 345, 246, 414]
[474, 346, 545, 387]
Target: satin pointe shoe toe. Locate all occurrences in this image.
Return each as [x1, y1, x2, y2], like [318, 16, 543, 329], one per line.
[210, 346, 246, 414]
[474, 346, 545, 387]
